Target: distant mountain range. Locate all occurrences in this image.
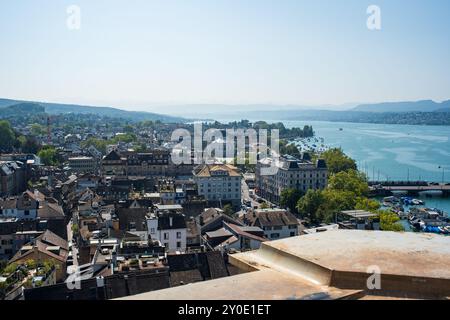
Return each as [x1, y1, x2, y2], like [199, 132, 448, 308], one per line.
[352, 100, 450, 113]
[193, 100, 450, 125]
[1, 98, 449, 126]
[0, 98, 186, 123]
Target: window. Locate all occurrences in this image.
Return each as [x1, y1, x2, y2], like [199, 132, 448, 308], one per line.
[150, 228, 156, 234]
[24, 210, 30, 216]
[273, 226, 282, 230]
[289, 225, 297, 229]
[290, 232, 296, 237]
[270, 233, 280, 239]
[164, 233, 169, 240]
[177, 232, 182, 239]
[177, 241, 182, 248]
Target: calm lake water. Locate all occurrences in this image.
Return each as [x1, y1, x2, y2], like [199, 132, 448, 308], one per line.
[215, 117, 450, 213]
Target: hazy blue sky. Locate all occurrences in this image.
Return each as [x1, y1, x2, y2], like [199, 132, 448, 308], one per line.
[0, 0, 449, 112]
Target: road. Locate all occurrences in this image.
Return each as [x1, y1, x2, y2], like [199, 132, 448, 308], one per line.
[66, 218, 79, 273]
[241, 179, 277, 210]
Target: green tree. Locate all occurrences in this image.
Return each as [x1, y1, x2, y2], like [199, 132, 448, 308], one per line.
[0, 120, 16, 152]
[38, 146, 59, 166]
[71, 223, 79, 236]
[318, 189, 357, 222]
[3, 263, 18, 275]
[328, 169, 369, 197]
[280, 188, 304, 214]
[355, 197, 381, 212]
[320, 148, 357, 174]
[30, 123, 46, 136]
[296, 189, 325, 223]
[25, 259, 37, 270]
[113, 133, 137, 144]
[223, 204, 234, 216]
[378, 210, 404, 232]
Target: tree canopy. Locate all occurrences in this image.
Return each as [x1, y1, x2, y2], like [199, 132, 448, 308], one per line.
[295, 149, 403, 231]
[38, 146, 60, 166]
[328, 169, 369, 197]
[320, 148, 357, 174]
[0, 120, 16, 152]
[280, 188, 304, 214]
[223, 204, 234, 217]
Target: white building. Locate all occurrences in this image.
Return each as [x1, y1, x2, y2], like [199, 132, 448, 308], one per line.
[194, 164, 242, 208]
[147, 213, 187, 253]
[0, 191, 40, 220]
[256, 155, 328, 204]
[242, 209, 300, 240]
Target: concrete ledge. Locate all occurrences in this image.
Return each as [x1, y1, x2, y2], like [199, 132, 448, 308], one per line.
[116, 231, 450, 300]
[230, 241, 333, 286]
[117, 268, 361, 300]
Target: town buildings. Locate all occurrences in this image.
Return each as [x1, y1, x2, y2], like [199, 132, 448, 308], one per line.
[0, 218, 18, 260]
[9, 230, 69, 282]
[0, 161, 27, 197]
[68, 156, 98, 174]
[101, 149, 193, 178]
[241, 209, 300, 240]
[193, 164, 242, 208]
[256, 155, 328, 204]
[147, 213, 187, 253]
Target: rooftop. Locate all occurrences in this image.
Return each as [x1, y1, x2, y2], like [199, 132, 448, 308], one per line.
[155, 204, 183, 211]
[118, 230, 450, 300]
[340, 210, 378, 219]
[195, 164, 240, 178]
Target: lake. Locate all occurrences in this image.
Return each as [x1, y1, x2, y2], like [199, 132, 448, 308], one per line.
[214, 117, 450, 213]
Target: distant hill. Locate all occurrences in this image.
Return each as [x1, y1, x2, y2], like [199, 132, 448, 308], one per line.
[200, 108, 450, 125]
[0, 98, 186, 123]
[353, 100, 450, 113]
[0, 102, 45, 116]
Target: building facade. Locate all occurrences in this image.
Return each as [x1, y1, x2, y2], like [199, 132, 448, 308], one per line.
[256, 156, 328, 204]
[194, 164, 242, 208]
[241, 209, 300, 240]
[101, 149, 193, 178]
[147, 213, 187, 253]
[0, 161, 27, 197]
[68, 156, 98, 174]
[0, 191, 39, 221]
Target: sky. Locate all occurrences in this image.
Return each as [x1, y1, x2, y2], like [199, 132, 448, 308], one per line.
[0, 0, 449, 114]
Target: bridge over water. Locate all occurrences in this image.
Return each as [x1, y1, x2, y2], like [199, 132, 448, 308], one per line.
[369, 181, 450, 197]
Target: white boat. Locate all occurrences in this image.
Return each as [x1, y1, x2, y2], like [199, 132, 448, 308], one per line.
[412, 199, 424, 205]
